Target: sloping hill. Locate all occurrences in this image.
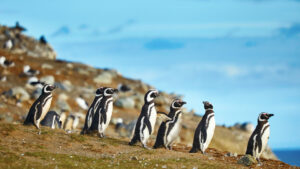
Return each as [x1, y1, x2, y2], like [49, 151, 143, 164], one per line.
[0, 123, 293, 169]
[0, 24, 293, 168]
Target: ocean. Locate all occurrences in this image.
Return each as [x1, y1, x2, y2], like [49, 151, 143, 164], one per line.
[274, 149, 300, 167]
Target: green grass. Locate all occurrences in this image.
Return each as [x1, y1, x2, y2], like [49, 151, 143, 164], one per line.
[69, 133, 86, 143]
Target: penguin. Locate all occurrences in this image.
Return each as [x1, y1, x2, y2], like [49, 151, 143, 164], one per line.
[63, 113, 83, 132]
[39, 35, 47, 44]
[26, 77, 45, 89]
[81, 87, 104, 135]
[153, 99, 186, 150]
[190, 101, 215, 154]
[118, 83, 131, 92]
[245, 112, 274, 163]
[89, 87, 118, 137]
[0, 56, 15, 68]
[23, 65, 40, 76]
[12, 21, 26, 32]
[3, 39, 13, 50]
[76, 95, 89, 110]
[129, 89, 160, 149]
[40, 111, 62, 129]
[23, 84, 56, 134]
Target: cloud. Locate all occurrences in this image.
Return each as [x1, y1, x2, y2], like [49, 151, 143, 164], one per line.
[279, 23, 300, 37]
[52, 26, 70, 37]
[144, 39, 185, 50]
[107, 19, 136, 34]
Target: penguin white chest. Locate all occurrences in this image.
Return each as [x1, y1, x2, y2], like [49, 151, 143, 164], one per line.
[260, 125, 270, 154]
[204, 115, 215, 150]
[101, 101, 113, 132]
[149, 106, 157, 134]
[41, 97, 52, 121]
[167, 115, 182, 144]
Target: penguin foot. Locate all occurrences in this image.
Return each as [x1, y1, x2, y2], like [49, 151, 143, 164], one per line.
[167, 146, 172, 150]
[143, 144, 151, 150]
[189, 147, 198, 153]
[98, 133, 105, 138]
[256, 158, 262, 165]
[37, 130, 41, 135]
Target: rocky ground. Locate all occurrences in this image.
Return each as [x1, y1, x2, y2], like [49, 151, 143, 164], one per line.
[0, 24, 297, 168]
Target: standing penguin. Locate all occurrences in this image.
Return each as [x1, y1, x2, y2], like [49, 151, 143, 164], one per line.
[89, 87, 118, 137]
[129, 89, 160, 149]
[81, 87, 104, 134]
[40, 111, 62, 129]
[245, 112, 274, 163]
[153, 99, 186, 150]
[23, 84, 56, 134]
[190, 101, 215, 154]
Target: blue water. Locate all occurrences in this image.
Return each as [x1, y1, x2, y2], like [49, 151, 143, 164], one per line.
[274, 149, 300, 167]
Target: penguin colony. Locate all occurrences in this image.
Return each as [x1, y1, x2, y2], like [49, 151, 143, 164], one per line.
[23, 83, 274, 163]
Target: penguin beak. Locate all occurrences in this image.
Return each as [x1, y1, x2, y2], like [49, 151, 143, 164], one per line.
[181, 101, 187, 105]
[154, 92, 159, 97]
[50, 85, 56, 90]
[113, 89, 119, 93]
[268, 114, 274, 117]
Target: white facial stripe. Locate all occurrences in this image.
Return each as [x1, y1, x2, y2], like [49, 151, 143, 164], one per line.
[258, 114, 267, 122]
[146, 90, 158, 102]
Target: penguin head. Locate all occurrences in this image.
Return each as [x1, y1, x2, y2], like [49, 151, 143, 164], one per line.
[144, 89, 159, 103]
[103, 87, 118, 97]
[171, 99, 187, 110]
[95, 87, 104, 96]
[42, 84, 56, 94]
[258, 112, 274, 121]
[203, 101, 213, 109]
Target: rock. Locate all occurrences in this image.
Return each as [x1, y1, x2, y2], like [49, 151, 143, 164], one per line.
[66, 63, 73, 69]
[93, 71, 114, 84]
[54, 80, 73, 92]
[118, 83, 131, 92]
[237, 154, 257, 166]
[6, 87, 30, 102]
[31, 88, 42, 99]
[57, 93, 71, 111]
[41, 63, 53, 69]
[131, 156, 138, 161]
[162, 165, 167, 168]
[225, 152, 238, 157]
[40, 75, 55, 84]
[115, 97, 135, 109]
[0, 114, 13, 123]
[75, 67, 90, 75]
[241, 122, 254, 132]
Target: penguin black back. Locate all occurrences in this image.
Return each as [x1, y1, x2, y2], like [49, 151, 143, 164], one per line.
[23, 84, 56, 127]
[40, 111, 62, 129]
[153, 99, 186, 149]
[81, 87, 104, 134]
[245, 112, 274, 160]
[190, 101, 215, 153]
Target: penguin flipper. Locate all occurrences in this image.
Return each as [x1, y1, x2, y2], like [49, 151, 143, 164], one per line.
[100, 108, 107, 124]
[200, 127, 207, 144]
[144, 116, 152, 134]
[35, 102, 43, 121]
[257, 134, 263, 153]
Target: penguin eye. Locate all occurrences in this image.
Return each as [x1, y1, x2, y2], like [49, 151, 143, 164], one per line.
[150, 93, 156, 98]
[174, 102, 181, 107]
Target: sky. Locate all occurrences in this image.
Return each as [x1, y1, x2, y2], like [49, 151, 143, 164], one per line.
[1, 0, 300, 149]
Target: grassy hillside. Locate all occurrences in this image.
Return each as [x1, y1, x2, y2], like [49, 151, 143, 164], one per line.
[0, 123, 293, 169]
